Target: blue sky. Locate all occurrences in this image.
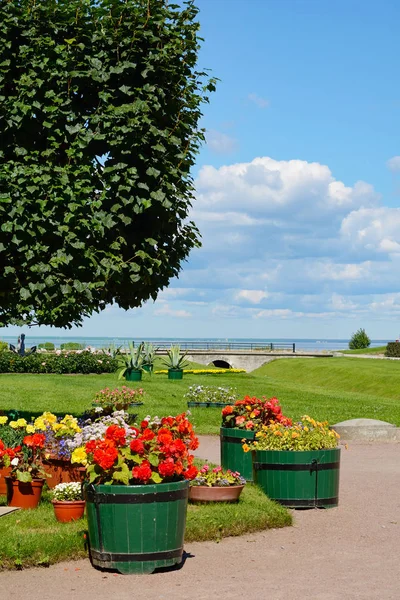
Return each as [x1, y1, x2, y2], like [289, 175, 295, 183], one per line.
[3, 0, 400, 340]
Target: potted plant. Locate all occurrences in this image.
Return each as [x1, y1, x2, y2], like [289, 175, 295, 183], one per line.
[51, 482, 86, 522]
[189, 465, 246, 502]
[220, 396, 291, 481]
[244, 416, 341, 508]
[161, 345, 189, 380]
[28, 412, 84, 488]
[90, 386, 144, 416]
[142, 342, 158, 373]
[116, 342, 147, 381]
[83, 412, 199, 574]
[185, 385, 238, 408]
[0, 415, 26, 495]
[0, 432, 48, 509]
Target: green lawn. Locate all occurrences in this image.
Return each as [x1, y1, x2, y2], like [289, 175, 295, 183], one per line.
[0, 356, 400, 431]
[339, 346, 387, 355]
[0, 483, 290, 570]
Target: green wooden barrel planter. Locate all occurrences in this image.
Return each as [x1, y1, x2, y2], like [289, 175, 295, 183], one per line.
[85, 480, 189, 574]
[187, 402, 230, 408]
[253, 448, 340, 509]
[168, 369, 183, 380]
[220, 427, 255, 482]
[125, 369, 142, 382]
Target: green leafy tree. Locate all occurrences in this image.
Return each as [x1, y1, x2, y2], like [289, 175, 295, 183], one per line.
[349, 328, 371, 350]
[0, 0, 215, 328]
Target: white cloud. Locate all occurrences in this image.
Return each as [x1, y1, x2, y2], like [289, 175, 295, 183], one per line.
[195, 157, 379, 224]
[330, 293, 358, 311]
[248, 93, 269, 109]
[341, 207, 400, 254]
[206, 130, 238, 154]
[154, 304, 191, 318]
[236, 290, 269, 304]
[387, 156, 400, 172]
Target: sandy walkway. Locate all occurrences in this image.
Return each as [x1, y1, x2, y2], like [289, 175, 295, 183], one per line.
[1, 439, 399, 600]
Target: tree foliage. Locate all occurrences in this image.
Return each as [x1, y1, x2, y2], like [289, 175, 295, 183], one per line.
[0, 0, 215, 327]
[348, 328, 371, 350]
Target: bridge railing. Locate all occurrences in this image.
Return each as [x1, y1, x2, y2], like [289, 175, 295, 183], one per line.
[151, 341, 296, 352]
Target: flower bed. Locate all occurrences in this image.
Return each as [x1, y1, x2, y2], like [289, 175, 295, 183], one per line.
[185, 384, 238, 408]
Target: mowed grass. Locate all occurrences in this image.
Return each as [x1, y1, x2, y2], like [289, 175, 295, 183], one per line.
[339, 346, 387, 355]
[0, 486, 291, 570]
[1, 357, 400, 431]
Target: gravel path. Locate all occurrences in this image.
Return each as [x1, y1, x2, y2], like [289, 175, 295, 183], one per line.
[1, 439, 399, 600]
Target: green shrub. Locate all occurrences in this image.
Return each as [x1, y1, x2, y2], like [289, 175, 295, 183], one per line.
[60, 342, 84, 351]
[349, 328, 371, 350]
[38, 342, 55, 351]
[385, 342, 400, 357]
[0, 340, 8, 352]
[0, 351, 117, 374]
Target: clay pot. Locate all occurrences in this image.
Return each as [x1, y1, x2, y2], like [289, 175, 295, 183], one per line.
[43, 458, 84, 489]
[6, 477, 44, 509]
[52, 500, 86, 523]
[189, 484, 245, 503]
[0, 466, 12, 495]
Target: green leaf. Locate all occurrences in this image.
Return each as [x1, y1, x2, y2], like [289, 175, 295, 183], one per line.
[16, 470, 32, 483]
[148, 453, 159, 467]
[151, 472, 162, 484]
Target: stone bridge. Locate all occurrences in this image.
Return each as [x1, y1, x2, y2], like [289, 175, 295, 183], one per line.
[156, 350, 332, 373]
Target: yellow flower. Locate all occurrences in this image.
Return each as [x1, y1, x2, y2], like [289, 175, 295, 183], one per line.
[26, 424, 35, 433]
[9, 421, 18, 429]
[304, 426, 309, 432]
[34, 418, 46, 430]
[71, 447, 87, 466]
[242, 444, 250, 453]
[0, 416, 8, 425]
[16, 418, 27, 427]
[52, 423, 63, 431]
[41, 412, 57, 424]
[291, 432, 300, 439]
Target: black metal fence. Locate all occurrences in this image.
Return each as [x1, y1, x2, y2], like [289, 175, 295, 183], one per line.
[152, 341, 296, 352]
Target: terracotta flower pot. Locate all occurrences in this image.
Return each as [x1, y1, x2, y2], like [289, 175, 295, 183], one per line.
[0, 466, 12, 495]
[43, 458, 84, 489]
[6, 477, 44, 509]
[52, 500, 86, 523]
[189, 484, 244, 503]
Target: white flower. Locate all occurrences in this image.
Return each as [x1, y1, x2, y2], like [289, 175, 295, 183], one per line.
[11, 458, 19, 466]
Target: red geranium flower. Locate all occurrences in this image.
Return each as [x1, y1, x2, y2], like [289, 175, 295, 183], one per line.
[23, 433, 45, 448]
[141, 429, 155, 442]
[132, 460, 152, 483]
[158, 458, 176, 478]
[105, 425, 126, 447]
[183, 465, 198, 480]
[130, 439, 145, 455]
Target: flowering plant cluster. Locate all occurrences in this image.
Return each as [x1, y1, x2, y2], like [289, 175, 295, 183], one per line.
[243, 416, 340, 452]
[67, 410, 135, 466]
[191, 465, 246, 487]
[0, 413, 81, 460]
[185, 385, 238, 404]
[92, 386, 144, 414]
[0, 432, 47, 482]
[221, 396, 292, 430]
[85, 412, 199, 485]
[51, 482, 83, 502]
